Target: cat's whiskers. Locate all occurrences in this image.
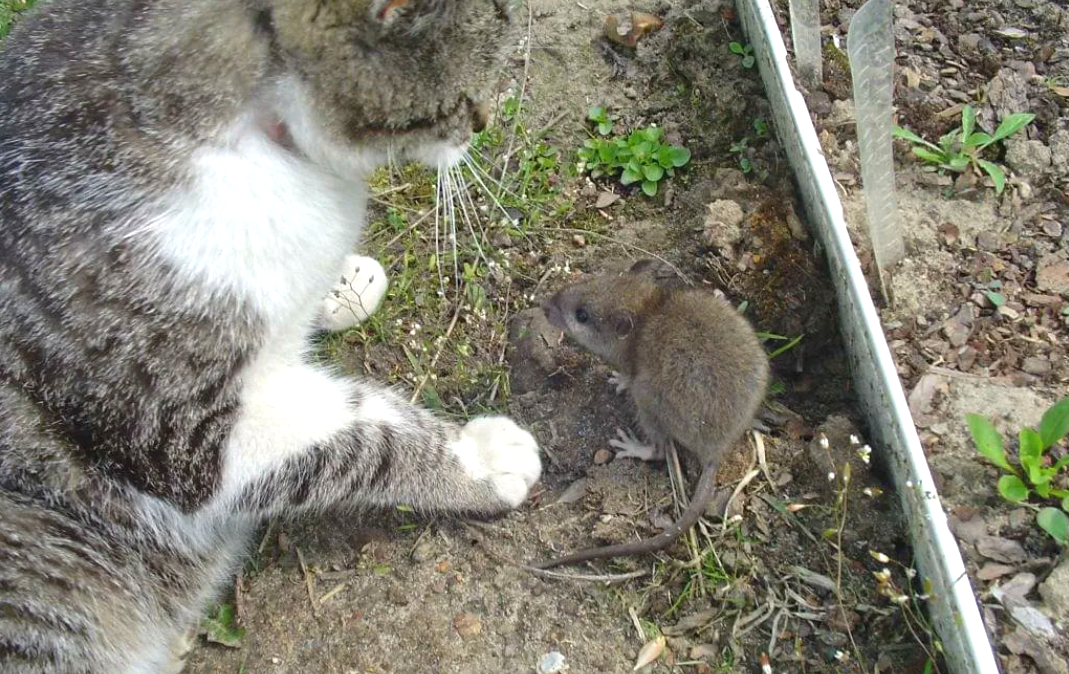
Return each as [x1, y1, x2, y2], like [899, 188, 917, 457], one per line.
[449, 165, 489, 271]
[434, 167, 446, 296]
[440, 164, 460, 290]
[459, 153, 516, 225]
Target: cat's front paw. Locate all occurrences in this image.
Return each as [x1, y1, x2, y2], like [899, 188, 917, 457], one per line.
[319, 255, 388, 331]
[452, 416, 541, 509]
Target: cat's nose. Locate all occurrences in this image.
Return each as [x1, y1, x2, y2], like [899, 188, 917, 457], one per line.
[471, 100, 490, 133]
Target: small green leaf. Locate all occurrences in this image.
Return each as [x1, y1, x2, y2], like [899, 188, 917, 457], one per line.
[991, 112, 1035, 143]
[642, 164, 664, 182]
[202, 604, 246, 649]
[911, 146, 947, 165]
[985, 291, 1006, 307]
[729, 42, 744, 55]
[597, 120, 613, 135]
[1038, 397, 1069, 449]
[961, 106, 976, 143]
[946, 155, 970, 171]
[967, 413, 1012, 472]
[1020, 427, 1044, 479]
[373, 564, 393, 575]
[1035, 480, 1051, 499]
[743, 55, 755, 68]
[598, 143, 617, 164]
[641, 180, 658, 197]
[657, 146, 675, 168]
[644, 126, 664, 142]
[1037, 507, 1068, 545]
[966, 132, 994, 149]
[587, 106, 606, 122]
[620, 167, 642, 185]
[893, 125, 936, 149]
[1054, 455, 1069, 472]
[668, 146, 691, 167]
[976, 160, 1006, 194]
[998, 475, 1029, 503]
[1062, 495, 1069, 513]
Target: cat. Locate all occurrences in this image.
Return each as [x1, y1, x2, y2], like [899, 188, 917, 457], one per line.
[0, 0, 541, 672]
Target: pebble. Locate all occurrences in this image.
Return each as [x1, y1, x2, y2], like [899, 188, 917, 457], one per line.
[453, 612, 483, 639]
[538, 652, 568, 674]
[977, 230, 1001, 251]
[1041, 220, 1062, 238]
[1035, 255, 1069, 295]
[1022, 357, 1051, 376]
[976, 535, 1028, 564]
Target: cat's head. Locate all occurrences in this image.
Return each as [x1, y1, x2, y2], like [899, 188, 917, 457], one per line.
[266, 0, 520, 173]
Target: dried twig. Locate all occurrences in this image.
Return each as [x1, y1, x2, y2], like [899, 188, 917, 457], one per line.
[524, 567, 649, 583]
[295, 546, 319, 619]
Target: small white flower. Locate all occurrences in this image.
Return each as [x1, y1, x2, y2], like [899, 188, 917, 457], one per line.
[849, 434, 860, 445]
[827, 471, 836, 481]
[870, 550, 890, 563]
[819, 434, 829, 450]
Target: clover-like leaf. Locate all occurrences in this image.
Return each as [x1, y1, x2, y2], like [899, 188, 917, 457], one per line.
[641, 180, 658, 197]
[667, 145, 691, 167]
[997, 475, 1029, 503]
[620, 167, 642, 186]
[642, 164, 664, 182]
[1037, 507, 1068, 545]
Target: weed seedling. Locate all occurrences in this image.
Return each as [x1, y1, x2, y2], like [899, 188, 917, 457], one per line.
[893, 105, 1035, 194]
[577, 111, 691, 197]
[586, 106, 617, 136]
[729, 41, 756, 69]
[200, 603, 245, 649]
[968, 396, 1069, 545]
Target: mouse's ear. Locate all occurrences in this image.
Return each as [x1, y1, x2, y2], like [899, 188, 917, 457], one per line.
[612, 310, 635, 338]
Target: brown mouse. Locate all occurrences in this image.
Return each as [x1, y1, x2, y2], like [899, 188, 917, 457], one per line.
[531, 259, 770, 569]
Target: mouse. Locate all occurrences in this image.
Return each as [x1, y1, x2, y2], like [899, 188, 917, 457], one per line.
[531, 259, 770, 569]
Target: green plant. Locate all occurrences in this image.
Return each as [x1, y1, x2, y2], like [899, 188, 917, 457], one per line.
[586, 106, 617, 136]
[729, 41, 755, 68]
[968, 396, 1069, 545]
[577, 118, 691, 197]
[893, 106, 1035, 195]
[200, 603, 245, 648]
[0, 0, 39, 39]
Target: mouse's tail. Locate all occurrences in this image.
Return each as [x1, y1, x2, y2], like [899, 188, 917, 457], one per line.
[527, 463, 720, 570]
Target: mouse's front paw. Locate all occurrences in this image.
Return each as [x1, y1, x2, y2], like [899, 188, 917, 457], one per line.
[607, 371, 630, 394]
[453, 416, 541, 508]
[609, 428, 661, 461]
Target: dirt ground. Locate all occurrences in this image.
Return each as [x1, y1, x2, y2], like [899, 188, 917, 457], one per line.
[180, 1, 1003, 673]
[772, 0, 1069, 672]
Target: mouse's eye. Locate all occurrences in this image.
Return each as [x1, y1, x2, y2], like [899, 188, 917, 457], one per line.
[575, 308, 589, 324]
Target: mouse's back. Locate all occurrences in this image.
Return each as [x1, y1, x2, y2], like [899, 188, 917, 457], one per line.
[631, 287, 769, 456]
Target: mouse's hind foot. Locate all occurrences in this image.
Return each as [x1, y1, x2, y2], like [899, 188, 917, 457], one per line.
[609, 428, 663, 461]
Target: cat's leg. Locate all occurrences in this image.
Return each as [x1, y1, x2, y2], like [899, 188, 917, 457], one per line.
[216, 355, 540, 517]
[163, 624, 198, 674]
[317, 254, 389, 332]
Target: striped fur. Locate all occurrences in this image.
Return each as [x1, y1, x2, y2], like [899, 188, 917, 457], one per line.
[0, 0, 540, 671]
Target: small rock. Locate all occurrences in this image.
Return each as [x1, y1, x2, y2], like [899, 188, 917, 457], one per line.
[1041, 220, 1062, 238]
[976, 535, 1027, 564]
[958, 345, 977, 371]
[948, 513, 988, 544]
[1004, 139, 1053, 182]
[977, 563, 1017, 581]
[555, 478, 590, 505]
[1038, 556, 1069, 621]
[1048, 130, 1069, 179]
[1035, 254, 1069, 295]
[938, 222, 960, 246]
[453, 612, 482, 639]
[572, 234, 586, 247]
[1004, 626, 1069, 674]
[997, 305, 1020, 321]
[1010, 604, 1056, 639]
[593, 448, 613, 465]
[1022, 357, 1051, 376]
[411, 541, 435, 563]
[594, 191, 621, 209]
[977, 230, 1001, 251]
[1022, 292, 1062, 307]
[538, 652, 568, 674]
[993, 572, 1038, 604]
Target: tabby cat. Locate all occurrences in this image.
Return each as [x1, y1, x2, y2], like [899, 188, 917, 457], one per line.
[0, 1, 541, 672]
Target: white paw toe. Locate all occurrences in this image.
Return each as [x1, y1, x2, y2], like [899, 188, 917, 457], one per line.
[319, 255, 388, 332]
[453, 416, 541, 508]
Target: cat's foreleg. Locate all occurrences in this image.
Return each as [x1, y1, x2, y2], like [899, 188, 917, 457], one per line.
[216, 360, 541, 517]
